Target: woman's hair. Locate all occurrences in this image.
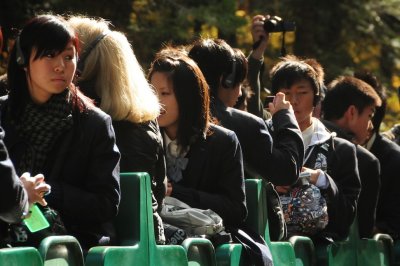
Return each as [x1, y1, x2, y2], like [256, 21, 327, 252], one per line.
[188, 38, 242, 98]
[148, 48, 211, 147]
[68, 16, 160, 123]
[7, 14, 89, 118]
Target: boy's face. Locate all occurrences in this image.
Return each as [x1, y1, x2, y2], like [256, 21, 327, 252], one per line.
[348, 104, 375, 145]
[279, 79, 315, 131]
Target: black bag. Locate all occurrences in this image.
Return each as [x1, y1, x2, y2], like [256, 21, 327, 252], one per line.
[229, 225, 274, 266]
[7, 205, 67, 247]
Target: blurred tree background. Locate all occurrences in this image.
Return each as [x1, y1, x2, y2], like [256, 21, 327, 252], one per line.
[0, 0, 399, 130]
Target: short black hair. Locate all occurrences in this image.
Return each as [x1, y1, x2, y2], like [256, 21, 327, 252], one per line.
[188, 38, 241, 97]
[353, 71, 386, 133]
[269, 55, 321, 99]
[322, 76, 382, 121]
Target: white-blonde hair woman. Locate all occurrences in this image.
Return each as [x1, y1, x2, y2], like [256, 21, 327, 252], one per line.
[68, 16, 166, 244]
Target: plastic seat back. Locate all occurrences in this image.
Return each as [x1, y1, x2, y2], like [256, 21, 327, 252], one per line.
[116, 172, 149, 246]
[85, 172, 151, 266]
[0, 247, 43, 266]
[38, 235, 84, 266]
[244, 179, 298, 266]
[182, 238, 216, 266]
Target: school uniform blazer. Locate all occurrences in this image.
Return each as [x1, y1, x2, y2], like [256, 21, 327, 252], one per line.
[0, 126, 29, 224]
[212, 98, 303, 186]
[323, 120, 380, 238]
[170, 124, 247, 228]
[0, 96, 121, 250]
[370, 133, 400, 237]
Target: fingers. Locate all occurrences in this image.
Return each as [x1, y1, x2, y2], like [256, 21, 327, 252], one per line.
[33, 174, 45, 184]
[36, 197, 48, 207]
[20, 172, 51, 206]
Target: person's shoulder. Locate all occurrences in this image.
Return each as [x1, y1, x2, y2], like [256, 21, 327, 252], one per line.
[356, 145, 379, 164]
[332, 136, 356, 153]
[77, 105, 112, 128]
[378, 133, 400, 155]
[210, 123, 238, 141]
[227, 107, 266, 126]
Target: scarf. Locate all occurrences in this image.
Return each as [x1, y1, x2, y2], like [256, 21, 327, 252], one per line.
[14, 90, 73, 175]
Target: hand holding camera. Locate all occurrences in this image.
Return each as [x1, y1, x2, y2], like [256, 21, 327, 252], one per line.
[252, 14, 296, 54]
[267, 92, 292, 116]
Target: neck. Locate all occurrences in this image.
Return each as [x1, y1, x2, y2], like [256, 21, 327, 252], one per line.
[164, 127, 177, 141]
[299, 118, 313, 132]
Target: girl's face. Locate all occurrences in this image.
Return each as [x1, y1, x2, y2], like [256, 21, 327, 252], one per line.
[279, 79, 315, 131]
[151, 72, 179, 140]
[27, 40, 77, 104]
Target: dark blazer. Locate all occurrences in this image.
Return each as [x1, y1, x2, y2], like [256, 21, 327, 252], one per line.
[305, 134, 361, 241]
[323, 120, 380, 238]
[0, 126, 29, 225]
[0, 96, 121, 250]
[112, 119, 166, 243]
[370, 133, 400, 239]
[212, 98, 303, 186]
[169, 124, 247, 228]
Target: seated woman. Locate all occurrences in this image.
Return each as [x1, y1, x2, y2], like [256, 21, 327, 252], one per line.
[148, 48, 247, 243]
[68, 15, 166, 244]
[0, 14, 120, 251]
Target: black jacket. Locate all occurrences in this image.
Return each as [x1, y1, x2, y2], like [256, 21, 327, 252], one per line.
[169, 124, 247, 228]
[323, 120, 380, 238]
[370, 133, 400, 239]
[0, 126, 29, 225]
[0, 96, 121, 250]
[112, 119, 166, 243]
[301, 119, 361, 241]
[212, 98, 303, 186]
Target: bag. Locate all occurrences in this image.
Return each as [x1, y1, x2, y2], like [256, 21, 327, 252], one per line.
[265, 182, 287, 241]
[279, 175, 328, 237]
[160, 196, 224, 237]
[7, 205, 67, 247]
[230, 225, 274, 266]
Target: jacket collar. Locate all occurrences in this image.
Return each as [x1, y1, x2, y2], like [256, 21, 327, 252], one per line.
[307, 118, 334, 148]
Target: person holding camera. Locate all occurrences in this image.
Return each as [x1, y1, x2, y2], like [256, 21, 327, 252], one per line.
[188, 38, 303, 187]
[246, 15, 271, 120]
[270, 55, 361, 243]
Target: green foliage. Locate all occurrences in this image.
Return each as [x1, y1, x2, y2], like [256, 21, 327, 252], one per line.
[0, 0, 398, 128]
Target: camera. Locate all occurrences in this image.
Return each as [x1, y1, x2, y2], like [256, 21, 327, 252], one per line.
[264, 96, 275, 108]
[264, 16, 296, 33]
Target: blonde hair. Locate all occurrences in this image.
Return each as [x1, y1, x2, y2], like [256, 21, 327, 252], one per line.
[68, 16, 160, 123]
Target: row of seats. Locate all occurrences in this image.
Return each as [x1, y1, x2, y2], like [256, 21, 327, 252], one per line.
[0, 172, 399, 265]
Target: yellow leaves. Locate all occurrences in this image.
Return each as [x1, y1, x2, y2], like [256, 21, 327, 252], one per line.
[200, 25, 219, 39]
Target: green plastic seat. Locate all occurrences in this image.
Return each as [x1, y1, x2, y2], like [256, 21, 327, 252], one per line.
[0, 247, 43, 266]
[244, 179, 298, 266]
[316, 216, 392, 266]
[182, 238, 216, 266]
[394, 240, 400, 266]
[86, 172, 150, 266]
[215, 243, 244, 266]
[39, 235, 84, 266]
[87, 172, 187, 266]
